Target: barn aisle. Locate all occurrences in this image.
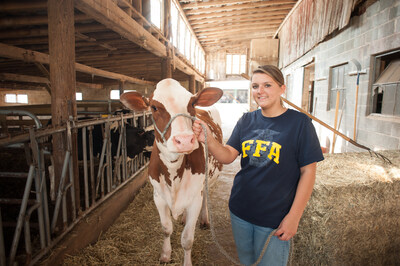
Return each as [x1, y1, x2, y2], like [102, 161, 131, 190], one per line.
[61, 159, 240, 265]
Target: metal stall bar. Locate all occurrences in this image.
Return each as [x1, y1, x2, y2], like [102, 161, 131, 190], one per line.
[0, 110, 43, 130]
[24, 202, 40, 264]
[105, 122, 112, 193]
[39, 146, 51, 245]
[29, 128, 46, 249]
[66, 121, 76, 222]
[0, 208, 5, 266]
[51, 151, 70, 232]
[82, 127, 89, 209]
[88, 126, 95, 205]
[8, 164, 35, 266]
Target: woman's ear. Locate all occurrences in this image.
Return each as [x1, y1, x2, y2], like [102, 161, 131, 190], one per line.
[280, 84, 287, 95]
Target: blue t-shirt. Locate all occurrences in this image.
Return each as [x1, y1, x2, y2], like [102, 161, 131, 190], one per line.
[227, 109, 324, 228]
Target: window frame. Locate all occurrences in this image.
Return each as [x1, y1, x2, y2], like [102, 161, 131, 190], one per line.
[226, 53, 247, 75]
[5, 93, 28, 104]
[370, 49, 400, 117]
[328, 63, 347, 111]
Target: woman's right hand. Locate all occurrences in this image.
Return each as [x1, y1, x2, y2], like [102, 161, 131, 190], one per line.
[192, 119, 208, 143]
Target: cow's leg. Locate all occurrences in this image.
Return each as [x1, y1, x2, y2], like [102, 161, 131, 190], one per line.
[199, 189, 210, 228]
[153, 190, 173, 263]
[181, 193, 203, 266]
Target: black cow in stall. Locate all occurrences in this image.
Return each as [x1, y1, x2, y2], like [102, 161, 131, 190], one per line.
[110, 124, 154, 160]
[47, 116, 154, 161]
[76, 120, 154, 161]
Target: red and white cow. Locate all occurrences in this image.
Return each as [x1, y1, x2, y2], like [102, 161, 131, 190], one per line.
[120, 78, 223, 265]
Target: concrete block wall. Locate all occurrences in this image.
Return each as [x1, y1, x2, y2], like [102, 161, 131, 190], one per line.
[280, 0, 400, 152]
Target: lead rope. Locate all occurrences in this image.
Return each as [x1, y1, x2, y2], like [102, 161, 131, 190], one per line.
[152, 113, 292, 266]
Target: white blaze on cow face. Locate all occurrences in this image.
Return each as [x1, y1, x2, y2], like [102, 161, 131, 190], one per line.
[153, 79, 199, 154]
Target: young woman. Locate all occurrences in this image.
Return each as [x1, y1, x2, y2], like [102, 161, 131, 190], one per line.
[193, 65, 324, 265]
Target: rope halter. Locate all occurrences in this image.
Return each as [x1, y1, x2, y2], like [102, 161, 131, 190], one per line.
[151, 113, 197, 143]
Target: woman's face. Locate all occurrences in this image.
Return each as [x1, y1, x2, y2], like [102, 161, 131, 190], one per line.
[251, 72, 285, 110]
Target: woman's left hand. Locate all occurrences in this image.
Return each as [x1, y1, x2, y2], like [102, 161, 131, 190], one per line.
[274, 214, 300, 241]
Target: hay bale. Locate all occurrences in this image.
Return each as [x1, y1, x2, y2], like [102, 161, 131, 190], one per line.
[293, 150, 400, 266]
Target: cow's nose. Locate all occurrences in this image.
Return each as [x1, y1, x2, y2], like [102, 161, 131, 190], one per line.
[172, 134, 196, 152]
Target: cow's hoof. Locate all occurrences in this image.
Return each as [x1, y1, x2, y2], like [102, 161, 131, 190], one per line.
[199, 222, 210, 230]
[160, 254, 171, 263]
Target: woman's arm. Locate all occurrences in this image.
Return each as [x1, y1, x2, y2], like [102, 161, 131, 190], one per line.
[193, 120, 239, 164]
[274, 162, 317, 241]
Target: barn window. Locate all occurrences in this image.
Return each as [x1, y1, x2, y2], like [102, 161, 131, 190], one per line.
[5, 93, 28, 104]
[76, 92, 82, 101]
[150, 0, 162, 30]
[372, 50, 400, 116]
[190, 38, 196, 65]
[169, 1, 205, 74]
[185, 28, 191, 59]
[178, 18, 186, 54]
[226, 53, 246, 75]
[328, 64, 347, 111]
[110, 90, 135, 100]
[285, 73, 292, 100]
[171, 3, 178, 47]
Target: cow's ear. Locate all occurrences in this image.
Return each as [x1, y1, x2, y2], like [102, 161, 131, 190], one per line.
[120, 92, 150, 111]
[192, 87, 223, 107]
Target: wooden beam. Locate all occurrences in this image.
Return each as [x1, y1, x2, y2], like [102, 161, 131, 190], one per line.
[182, 0, 296, 9]
[34, 62, 52, 94]
[75, 32, 118, 51]
[77, 82, 104, 90]
[75, 0, 204, 81]
[191, 18, 284, 29]
[188, 9, 290, 21]
[0, 73, 49, 84]
[0, 2, 47, 12]
[189, 75, 195, 94]
[161, 58, 172, 79]
[0, 13, 92, 27]
[185, 3, 295, 15]
[195, 22, 281, 34]
[0, 43, 155, 86]
[48, 0, 79, 223]
[75, 0, 167, 58]
[198, 28, 276, 38]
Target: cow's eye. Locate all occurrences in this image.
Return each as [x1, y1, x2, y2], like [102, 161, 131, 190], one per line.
[151, 105, 157, 111]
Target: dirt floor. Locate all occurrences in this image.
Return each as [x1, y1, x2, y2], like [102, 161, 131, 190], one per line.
[62, 158, 241, 265]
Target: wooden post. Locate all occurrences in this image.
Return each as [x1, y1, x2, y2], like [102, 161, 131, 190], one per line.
[161, 58, 172, 79]
[161, 0, 172, 80]
[331, 90, 340, 153]
[48, 0, 79, 223]
[119, 80, 125, 97]
[164, 0, 171, 41]
[189, 75, 196, 94]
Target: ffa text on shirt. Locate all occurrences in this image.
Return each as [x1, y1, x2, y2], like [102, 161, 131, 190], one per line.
[242, 140, 281, 164]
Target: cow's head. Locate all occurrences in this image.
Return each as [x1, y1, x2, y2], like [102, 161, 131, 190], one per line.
[120, 78, 222, 154]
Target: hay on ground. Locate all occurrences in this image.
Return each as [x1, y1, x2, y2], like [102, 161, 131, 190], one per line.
[62, 151, 400, 265]
[293, 150, 400, 266]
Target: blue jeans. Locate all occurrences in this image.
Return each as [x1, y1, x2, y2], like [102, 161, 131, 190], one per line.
[230, 211, 290, 266]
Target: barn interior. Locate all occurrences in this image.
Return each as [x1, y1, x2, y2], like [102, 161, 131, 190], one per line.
[0, 0, 399, 265]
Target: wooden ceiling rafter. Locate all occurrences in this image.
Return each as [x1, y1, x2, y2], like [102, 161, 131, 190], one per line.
[191, 18, 284, 29]
[178, 0, 297, 51]
[181, 0, 295, 9]
[184, 2, 295, 15]
[194, 22, 281, 34]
